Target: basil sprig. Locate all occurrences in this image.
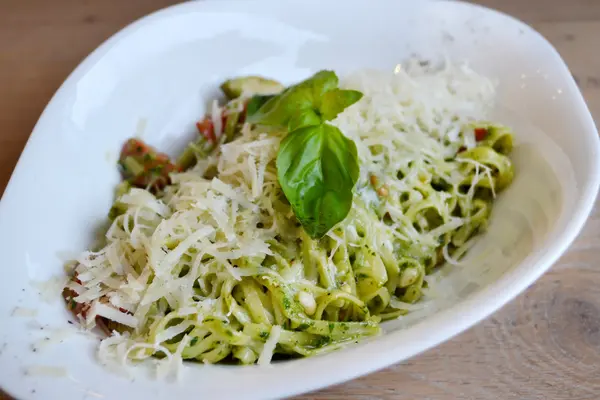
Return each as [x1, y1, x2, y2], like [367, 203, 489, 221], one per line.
[248, 71, 363, 238]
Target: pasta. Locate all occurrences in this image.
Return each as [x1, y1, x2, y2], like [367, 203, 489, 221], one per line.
[63, 60, 514, 371]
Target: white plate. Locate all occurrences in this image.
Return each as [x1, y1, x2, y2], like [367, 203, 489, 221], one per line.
[1, 1, 599, 399]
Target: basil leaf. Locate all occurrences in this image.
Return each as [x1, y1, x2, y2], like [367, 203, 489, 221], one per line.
[319, 89, 363, 121]
[287, 109, 321, 131]
[246, 94, 275, 118]
[248, 70, 364, 238]
[298, 70, 339, 107]
[276, 123, 359, 238]
[247, 71, 338, 127]
[246, 89, 310, 126]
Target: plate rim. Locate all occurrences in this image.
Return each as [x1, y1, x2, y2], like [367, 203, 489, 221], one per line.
[1, 0, 599, 399]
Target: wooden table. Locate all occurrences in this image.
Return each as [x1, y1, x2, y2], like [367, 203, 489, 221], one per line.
[2, 1, 599, 399]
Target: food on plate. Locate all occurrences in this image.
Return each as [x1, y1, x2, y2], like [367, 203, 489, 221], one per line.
[62, 60, 514, 371]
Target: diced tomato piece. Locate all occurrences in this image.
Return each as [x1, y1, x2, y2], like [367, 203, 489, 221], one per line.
[120, 138, 149, 160]
[118, 138, 178, 193]
[131, 160, 178, 192]
[154, 153, 170, 164]
[62, 286, 90, 318]
[474, 128, 488, 141]
[196, 118, 216, 142]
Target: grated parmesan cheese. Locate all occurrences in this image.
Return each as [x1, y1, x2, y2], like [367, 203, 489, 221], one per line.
[258, 325, 282, 366]
[24, 365, 69, 377]
[93, 303, 138, 328]
[65, 60, 508, 375]
[12, 307, 38, 318]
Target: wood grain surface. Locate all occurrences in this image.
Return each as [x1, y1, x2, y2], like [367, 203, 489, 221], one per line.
[1, 1, 599, 399]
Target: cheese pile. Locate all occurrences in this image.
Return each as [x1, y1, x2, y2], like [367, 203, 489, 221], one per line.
[66, 60, 506, 377]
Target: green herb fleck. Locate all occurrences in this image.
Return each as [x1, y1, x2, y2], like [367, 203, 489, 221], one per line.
[315, 335, 332, 348]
